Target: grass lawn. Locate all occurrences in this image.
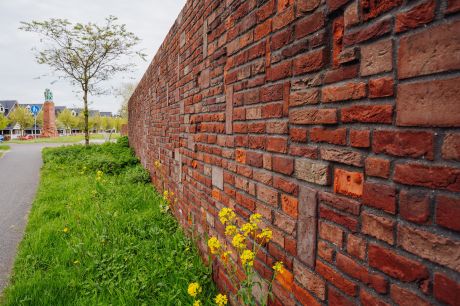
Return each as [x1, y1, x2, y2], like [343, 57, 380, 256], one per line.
[7, 133, 120, 144]
[1, 139, 216, 305]
[0, 144, 10, 150]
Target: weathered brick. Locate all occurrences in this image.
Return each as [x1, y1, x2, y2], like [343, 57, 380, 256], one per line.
[293, 260, 326, 300]
[365, 157, 390, 178]
[434, 273, 460, 306]
[362, 211, 395, 244]
[350, 129, 370, 148]
[399, 20, 460, 79]
[394, 163, 460, 192]
[373, 130, 434, 160]
[310, 128, 346, 145]
[296, 0, 321, 14]
[281, 194, 298, 218]
[332, 16, 344, 68]
[442, 133, 460, 161]
[360, 39, 392, 76]
[362, 0, 403, 20]
[395, 0, 435, 32]
[347, 234, 366, 260]
[342, 104, 393, 124]
[320, 147, 363, 167]
[398, 224, 460, 272]
[297, 185, 318, 267]
[322, 82, 366, 103]
[344, 18, 392, 46]
[290, 109, 337, 125]
[292, 283, 321, 306]
[319, 221, 344, 248]
[344, 1, 359, 28]
[295, 159, 330, 185]
[368, 243, 429, 281]
[320, 205, 358, 231]
[369, 77, 393, 98]
[292, 48, 326, 75]
[272, 155, 294, 175]
[295, 10, 324, 38]
[436, 195, 460, 232]
[289, 89, 320, 107]
[328, 287, 355, 306]
[316, 260, 358, 296]
[333, 168, 363, 198]
[257, 184, 279, 206]
[360, 289, 390, 306]
[319, 192, 361, 215]
[399, 190, 430, 224]
[397, 77, 460, 127]
[362, 181, 396, 214]
[390, 284, 431, 306]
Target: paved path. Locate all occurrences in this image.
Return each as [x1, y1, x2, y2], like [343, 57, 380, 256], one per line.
[0, 143, 59, 292]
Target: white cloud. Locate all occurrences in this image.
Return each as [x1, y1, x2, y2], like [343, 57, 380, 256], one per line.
[0, 0, 185, 112]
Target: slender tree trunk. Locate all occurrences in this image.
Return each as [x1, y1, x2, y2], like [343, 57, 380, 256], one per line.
[83, 91, 89, 146]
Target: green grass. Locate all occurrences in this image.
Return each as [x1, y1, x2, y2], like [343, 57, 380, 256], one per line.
[0, 144, 10, 150]
[7, 133, 120, 144]
[1, 139, 216, 305]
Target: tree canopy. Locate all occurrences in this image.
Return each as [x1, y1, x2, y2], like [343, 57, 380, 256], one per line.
[9, 106, 34, 135]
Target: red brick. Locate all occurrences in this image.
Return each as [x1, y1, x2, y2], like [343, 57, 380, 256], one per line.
[290, 127, 308, 142]
[333, 168, 364, 198]
[267, 60, 292, 81]
[373, 130, 434, 160]
[344, 18, 392, 46]
[296, 0, 321, 14]
[390, 284, 431, 306]
[361, 211, 395, 244]
[310, 127, 346, 145]
[446, 0, 460, 13]
[272, 155, 294, 175]
[368, 244, 429, 282]
[342, 104, 393, 124]
[322, 82, 366, 103]
[360, 290, 390, 306]
[347, 234, 366, 260]
[323, 64, 359, 84]
[319, 221, 344, 248]
[289, 109, 337, 125]
[266, 137, 287, 153]
[246, 151, 264, 167]
[295, 10, 324, 39]
[399, 190, 430, 224]
[257, 184, 279, 206]
[394, 163, 460, 192]
[319, 192, 361, 215]
[350, 129, 370, 148]
[327, 0, 352, 12]
[397, 224, 460, 273]
[271, 27, 293, 51]
[276, 267, 294, 291]
[289, 89, 319, 107]
[328, 286, 355, 306]
[442, 133, 460, 161]
[360, 39, 392, 76]
[255, 18, 272, 41]
[274, 211, 296, 234]
[260, 84, 284, 103]
[332, 16, 344, 68]
[262, 102, 283, 119]
[293, 260, 326, 300]
[362, 0, 402, 20]
[398, 20, 460, 79]
[274, 176, 298, 195]
[292, 283, 320, 306]
[395, 0, 435, 33]
[344, 1, 360, 28]
[319, 205, 358, 231]
[365, 157, 390, 178]
[434, 273, 460, 306]
[369, 77, 394, 98]
[436, 195, 460, 232]
[337, 253, 388, 293]
[316, 260, 358, 296]
[281, 194, 298, 218]
[292, 48, 326, 75]
[318, 240, 334, 262]
[272, 6, 295, 30]
[362, 181, 396, 214]
[321, 147, 363, 167]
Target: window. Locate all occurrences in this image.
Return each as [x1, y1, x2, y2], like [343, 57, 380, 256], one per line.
[0, 105, 4, 113]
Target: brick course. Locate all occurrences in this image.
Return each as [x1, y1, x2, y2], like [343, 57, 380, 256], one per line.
[129, 0, 460, 304]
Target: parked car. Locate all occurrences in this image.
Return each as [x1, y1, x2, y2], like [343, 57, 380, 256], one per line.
[0, 135, 3, 142]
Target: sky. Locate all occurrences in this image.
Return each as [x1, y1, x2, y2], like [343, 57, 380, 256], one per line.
[0, 0, 186, 113]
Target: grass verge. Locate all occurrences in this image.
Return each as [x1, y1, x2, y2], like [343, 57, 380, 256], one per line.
[7, 133, 120, 144]
[1, 138, 215, 305]
[0, 144, 10, 151]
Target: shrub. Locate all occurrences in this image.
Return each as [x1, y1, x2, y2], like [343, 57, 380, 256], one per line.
[117, 135, 129, 147]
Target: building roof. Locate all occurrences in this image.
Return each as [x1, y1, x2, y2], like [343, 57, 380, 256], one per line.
[100, 112, 113, 117]
[0, 100, 18, 116]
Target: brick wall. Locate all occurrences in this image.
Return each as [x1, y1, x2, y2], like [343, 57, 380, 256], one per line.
[128, 0, 460, 304]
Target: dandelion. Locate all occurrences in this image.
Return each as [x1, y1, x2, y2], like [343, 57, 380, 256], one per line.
[193, 300, 201, 306]
[207, 237, 222, 255]
[187, 282, 201, 298]
[218, 207, 236, 225]
[224, 225, 238, 237]
[214, 293, 228, 306]
[231, 233, 246, 250]
[272, 261, 284, 273]
[241, 249, 255, 267]
[63, 227, 70, 233]
[256, 228, 272, 243]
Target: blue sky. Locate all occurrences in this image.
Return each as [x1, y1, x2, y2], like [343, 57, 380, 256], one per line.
[0, 0, 185, 113]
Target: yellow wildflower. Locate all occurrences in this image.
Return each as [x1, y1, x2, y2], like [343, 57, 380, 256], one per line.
[214, 294, 228, 306]
[207, 237, 222, 255]
[221, 250, 232, 262]
[249, 213, 262, 225]
[241, 222, 257, 237]
[63, 227, 70, 233]
[193, 300, 201, 306]
[187, 282, 201, 298]
[273, 261, 284, 273]
[231, 233, 246, 250]
[241, 249, 255, 267]
[154, 160, 161, 168]
[218, 207, 236, 225]
[257, 228, 272, 242]
[224, 225, 238, 237]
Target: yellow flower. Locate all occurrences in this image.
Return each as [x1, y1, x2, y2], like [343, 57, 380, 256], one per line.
[187, 282, 201, 298]
[154, 160, 161, 168]
[249, 213, 262, 225]
[241, 222, 257, 237]
[257, 228, 272, 243]
[241, 249, 255, 267]
[218, 207, 236, 225]
[221, 250, 232, 262]
[224, 225, 238, 237]
[214, 293, 228, 306]
[207, 237, 222, 255]
[193, 300, 201, 306]
[273, 261, 284, 273]
[163, 190, 169, 197]
[231, 233, 245, 250]
[63, 227, 70, 233]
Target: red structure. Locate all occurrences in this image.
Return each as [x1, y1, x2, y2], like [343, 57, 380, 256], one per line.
[129, 0, 460, 304]
[41, 101, 58, 137]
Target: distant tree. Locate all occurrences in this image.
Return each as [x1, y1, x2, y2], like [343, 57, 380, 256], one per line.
[89, 114, 102, 132]
[101, 116, 111, 131]
[9, 106, 34, 136]
[57, 109, 75, 134]
[117, 82, 137, 119]
[0, 114, 9, 131]
[112, 117, 127, 132]
[20, 16, 145, 145]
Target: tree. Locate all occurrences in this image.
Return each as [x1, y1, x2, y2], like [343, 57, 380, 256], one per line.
[0, 114, 9, 131]
[9, 106, 34, 136]
[117, 82, 137, 118]
[20, 16, 145, 145]
[56, 109, 75, 134]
